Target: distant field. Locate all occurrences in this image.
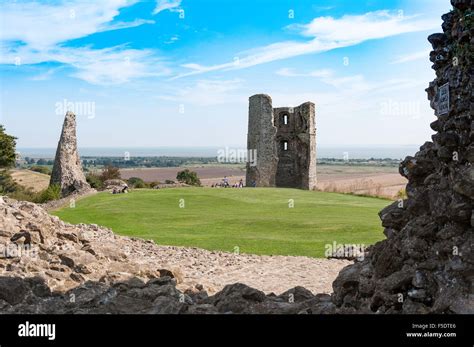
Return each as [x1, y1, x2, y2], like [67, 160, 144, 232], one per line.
[316, 165, 406, 199]
[120, 165, 245, 185]
[53, 188, 390, 258]
[120, 164, 407, 198]
[10, 164, 406, 199]
[10, 169, 50, 192]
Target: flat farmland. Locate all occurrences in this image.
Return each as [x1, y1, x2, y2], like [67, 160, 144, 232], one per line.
[120, 165, 407, 198]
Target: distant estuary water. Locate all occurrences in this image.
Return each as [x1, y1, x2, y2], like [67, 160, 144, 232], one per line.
[17, 145, 420, 160]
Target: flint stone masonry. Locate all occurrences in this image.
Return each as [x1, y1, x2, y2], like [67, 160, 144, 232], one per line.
[246, 94, 317, 190]
[50, 111, 91, 197]
[330, 0, 474, 314]
[0, 0, 471, 315]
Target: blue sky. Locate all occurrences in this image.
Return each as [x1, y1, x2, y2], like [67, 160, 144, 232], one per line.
[0, 0, 451, 149]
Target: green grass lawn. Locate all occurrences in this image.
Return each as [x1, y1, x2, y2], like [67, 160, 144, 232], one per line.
[52, 188, 390, 258]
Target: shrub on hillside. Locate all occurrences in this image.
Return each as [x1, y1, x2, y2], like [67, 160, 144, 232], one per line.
[0, 170, 49, 203]
[148, 181, 161, 188]
[176, 169, 201, 186]
[100, 165, 121, 181]
[29, 165, 52, 175]
[86, 173, 104, 189]
[36, 184, 61, 203]
[0, 170, 18, 194]
[127, 177, 147, 188]
[8, 188, 38, 202]
[164, 179, 175, 184]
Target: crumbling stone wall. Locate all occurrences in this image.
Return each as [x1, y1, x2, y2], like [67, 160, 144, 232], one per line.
[246, 95, 317, 190]
[331, 0, 473, 314]
[246, 94, 278, 187]
[50, 111, 91, 197]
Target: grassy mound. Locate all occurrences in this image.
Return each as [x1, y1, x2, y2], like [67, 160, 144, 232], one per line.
[53, 188, 390, 257]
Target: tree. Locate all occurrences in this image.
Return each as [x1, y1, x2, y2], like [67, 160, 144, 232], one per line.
[176, 169, 201, 186]
[0, 125, 17, 168]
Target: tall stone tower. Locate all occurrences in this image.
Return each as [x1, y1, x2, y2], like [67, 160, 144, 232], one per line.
[246, 94, 317, 190]
[50, 111, 91, 197]
[246, 94, 278, 187]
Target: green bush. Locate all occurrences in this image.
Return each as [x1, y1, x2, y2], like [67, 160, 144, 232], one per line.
[36, 184, 61, 204]
[36, 184, 61, 203]
[86, 173, 104, 189]
[8, 188, 38, 202]
[100, 165, 121, 181]
[0, 170, 18, 194]
[29, 165, 52, 175]
[127, 177, 147, 188]
[148, 181, 161, 188]
[0, 170, 43, 202]
[176, 169, 201, 186]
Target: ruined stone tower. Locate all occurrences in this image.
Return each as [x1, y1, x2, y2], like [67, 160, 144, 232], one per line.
[50, 111, 91, 197]
[246, 94, 316, 190]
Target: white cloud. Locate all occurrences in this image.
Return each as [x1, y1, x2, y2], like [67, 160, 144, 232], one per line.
[298, 10, 436, 43]
[30, 67, 62, 81]
[176, 10, 439, 79]
[153, 0, 182, 15]
[2, 45, 171, 85]
[0, 0, 170, 85]
[103, 18, 155, 32]
[0, 0, 142, 50]
[64, 47, 170, 85]
[313, 6, 335, 12]
[276, 68, 333, 78]
[391, 50, 430, 64]
[276, 68, 370, 92]
[164, 35, 180, 44]
[157, 79, 244, 106]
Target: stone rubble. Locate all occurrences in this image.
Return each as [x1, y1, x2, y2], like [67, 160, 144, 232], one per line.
[0, 196, 347, 313]
[0, 0, 472, 314]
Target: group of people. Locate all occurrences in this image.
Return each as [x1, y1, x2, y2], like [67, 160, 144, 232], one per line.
[211, 176, 244, 188]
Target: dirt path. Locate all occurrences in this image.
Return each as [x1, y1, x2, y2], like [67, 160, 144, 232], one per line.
[135, 245, 350, 295]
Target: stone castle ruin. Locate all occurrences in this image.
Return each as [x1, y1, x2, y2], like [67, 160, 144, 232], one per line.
[246, 94, 317, 190]
[0, 0, 471, 315]
[50, 111, 91, 197]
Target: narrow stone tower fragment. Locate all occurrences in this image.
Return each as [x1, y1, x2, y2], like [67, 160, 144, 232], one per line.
[246, 94, 278, 187]
[246, 94, 317, 190]
[50, 111, 91, 197]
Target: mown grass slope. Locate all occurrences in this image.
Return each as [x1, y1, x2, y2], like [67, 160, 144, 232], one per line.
[53, 188, 390, 258]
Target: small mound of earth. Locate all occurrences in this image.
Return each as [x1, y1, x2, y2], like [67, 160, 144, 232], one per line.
[0, 196, 348, 314]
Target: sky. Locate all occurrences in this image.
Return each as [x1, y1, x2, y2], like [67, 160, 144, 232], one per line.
[0, 0, 452, 149]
